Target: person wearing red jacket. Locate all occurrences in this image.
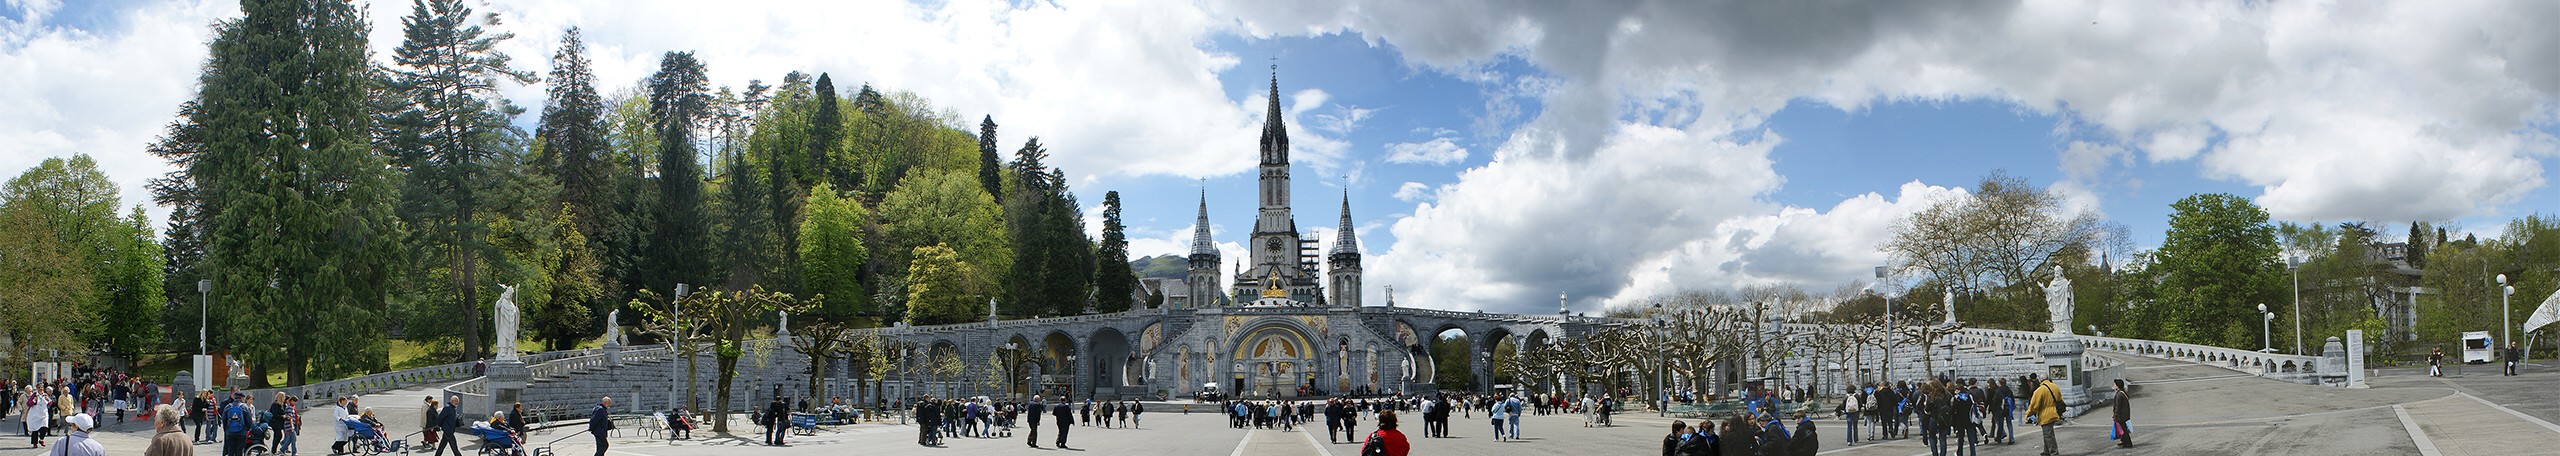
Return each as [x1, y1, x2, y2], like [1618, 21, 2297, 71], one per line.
[1360, 410, 1410, 456]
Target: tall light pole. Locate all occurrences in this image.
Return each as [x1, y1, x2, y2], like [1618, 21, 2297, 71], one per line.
[198, 279, 211, 355]
[2498, 274, 2514, 350]
[1652, 302, 1665, 417]
[2289, 256, 2303, 355]
[1875, 266, 1894, 383]
[674, 283, 690, 409]
[2258, 303, 2273, 352]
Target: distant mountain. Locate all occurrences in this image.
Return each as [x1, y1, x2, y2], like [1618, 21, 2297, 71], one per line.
[1132, 254, 1188, 279]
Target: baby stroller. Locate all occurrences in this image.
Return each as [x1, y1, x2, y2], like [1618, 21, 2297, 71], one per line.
[344, 417, 402, 454]
[472, 423, 524, 456]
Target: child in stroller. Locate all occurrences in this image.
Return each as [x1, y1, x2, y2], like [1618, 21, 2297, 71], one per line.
[245, 411, 274, 456]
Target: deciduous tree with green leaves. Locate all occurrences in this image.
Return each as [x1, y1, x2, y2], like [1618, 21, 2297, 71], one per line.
[2149, 193, 2284, 349]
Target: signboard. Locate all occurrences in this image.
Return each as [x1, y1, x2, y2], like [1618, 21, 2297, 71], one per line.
[2345, 330, 2367, 388]
[30, 362, 62, 383]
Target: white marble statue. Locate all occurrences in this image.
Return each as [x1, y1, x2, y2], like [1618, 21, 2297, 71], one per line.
[1944, 287, 1958, 324]
[494, 284, 520, 360]
[777, 311, 790, 332]
[604, 309, 622, 346]
[2044, 268, 2074, 335]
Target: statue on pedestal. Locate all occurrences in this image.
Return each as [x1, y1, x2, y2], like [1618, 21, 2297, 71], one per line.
[604, 309, 622, 346]
[2044, 267, 2074, 335]
[494, 284, 520, 360]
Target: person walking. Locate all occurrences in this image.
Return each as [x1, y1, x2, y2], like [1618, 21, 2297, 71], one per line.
[190, 391, 213, 444]
[1949, 385, 1976, 456]
[48, 414, 103, 456]
[2429, 347, 2445, 377]
[1504, 394, 1524, 440]
[1358, 411, 1410, 456]
[588, 397, 615, 456]
[1488, 396, 1508, 442]
[2109, 380, 2131, 448]
[146, 405, 192, 456]
[763, 393, 787, 446]
[1024, 397, 1044, 448]
[220, 393, 252, 456]
[25, 387, 51, 447]
[2506, 343, 2523, 376]
[431, 395, 460, 456]
[2028, 375, 2062, 456]
[1129, 401, 1143, 428]
[1049, 398, 1073, 449]
[1840, 386, 1862, 445]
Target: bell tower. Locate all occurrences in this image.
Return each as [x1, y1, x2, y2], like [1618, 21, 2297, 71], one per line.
[1328, 192, 1362, 307]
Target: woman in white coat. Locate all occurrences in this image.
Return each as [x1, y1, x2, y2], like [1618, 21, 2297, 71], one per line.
[25, 387, 52, 447]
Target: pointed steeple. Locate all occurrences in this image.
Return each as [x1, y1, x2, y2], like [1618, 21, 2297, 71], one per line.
[1333, 191, 1359, 254]
[1191, 190, 1217, 256]
[1259, 65, 1289, 165]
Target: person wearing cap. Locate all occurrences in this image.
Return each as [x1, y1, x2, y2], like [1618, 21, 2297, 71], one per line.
[146, 404, 192, 456]
[221, 393, 253, 456]
[52, 413, 105, 456]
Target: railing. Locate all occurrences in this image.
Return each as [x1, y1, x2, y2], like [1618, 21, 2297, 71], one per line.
[837, 308, 1174, 338]
[1957, 328, 2325, 381]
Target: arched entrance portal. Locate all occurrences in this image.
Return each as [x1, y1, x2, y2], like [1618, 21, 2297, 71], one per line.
[1090, 328, 1131, 398]
[1040, 332, 1077, 399]
[1232, 324, 1315, 398]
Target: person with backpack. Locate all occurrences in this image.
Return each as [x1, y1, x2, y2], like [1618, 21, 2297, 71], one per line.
[2028, 374, 2062, 456]
[1503, 394, 1524, 440]
[1839, 386, 1862, 445]
[1950, 385, 1977, 456]
[220, 393, 252, 456]
[1357, 410, 1409, 456]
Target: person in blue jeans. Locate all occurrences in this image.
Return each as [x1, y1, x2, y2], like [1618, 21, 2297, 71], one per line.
[1503, 395, 1523, 440]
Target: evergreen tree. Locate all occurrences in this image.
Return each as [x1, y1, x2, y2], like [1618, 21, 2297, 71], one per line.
[386, 0, 537, 361]
[645, 51, 716, 295]
[977, 116, 1002, 198]
[1093, 191, 1135, 313]
[189, 0, 399, 385]
[145, 102, 214, 353]
[2405, 221, 2429, 270]
[808, 73, 846, 191]
[533, 26, 623, 333]
[1002, 138, 1092, 316]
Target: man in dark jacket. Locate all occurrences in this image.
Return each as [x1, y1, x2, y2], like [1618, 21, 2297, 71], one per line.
[1050, 398, 1075, 449]
[1791, 415, 1819, 456]
[914, 397, 940, 446]
[1758, 413, 1792, 456]
[434, 395, 461, 456]
[764, 393, 789, 446]
[589, 397, 616, 456]
[2111, 379, 2132, 448]
[1024, 397, 1044, 448]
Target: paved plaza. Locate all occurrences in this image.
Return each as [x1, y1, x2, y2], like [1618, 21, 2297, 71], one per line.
[12, 352, 2560, 456]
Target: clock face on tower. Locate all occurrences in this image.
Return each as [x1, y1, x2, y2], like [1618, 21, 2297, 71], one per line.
[1266, 238, 1286, 252]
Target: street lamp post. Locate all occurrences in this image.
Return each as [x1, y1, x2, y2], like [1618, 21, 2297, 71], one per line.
[198, 279, 211, 356]
[1004, 342, 1018, 400]
[2289, 256, 2304, 355]
[2499, 274, 2514, 351]
[1875, 266, 1894, 383]
[2258, 303, 2274, 352]
[1652, 302, 1665, 417]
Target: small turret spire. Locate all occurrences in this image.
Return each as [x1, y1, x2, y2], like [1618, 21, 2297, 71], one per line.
[1191, 190, 1217, 256]
[1333, 191, 1359, 255]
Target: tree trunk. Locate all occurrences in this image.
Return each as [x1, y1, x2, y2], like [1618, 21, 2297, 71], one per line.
[461, 243, 482, 362]
[712, 352, 739, 433]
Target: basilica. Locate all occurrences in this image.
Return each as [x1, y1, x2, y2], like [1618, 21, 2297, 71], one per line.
[861, 72, 1618, 401]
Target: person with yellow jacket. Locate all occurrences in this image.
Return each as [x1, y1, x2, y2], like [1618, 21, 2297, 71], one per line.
[2025, 374, 2063, 456]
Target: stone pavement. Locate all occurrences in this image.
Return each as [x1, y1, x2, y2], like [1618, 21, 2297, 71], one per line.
[13, 355, 2560, 455]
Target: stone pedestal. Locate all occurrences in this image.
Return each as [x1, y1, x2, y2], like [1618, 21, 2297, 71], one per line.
[2037, 335, 2091, 417]
[485, 359, 530, 414]
[605, 342, 623, 367]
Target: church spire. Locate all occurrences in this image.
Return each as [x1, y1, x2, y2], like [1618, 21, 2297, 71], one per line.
[1333, 191, 1359, 254]
[1259, 65, 1289, 165]
[1191, 190, 1216, 256]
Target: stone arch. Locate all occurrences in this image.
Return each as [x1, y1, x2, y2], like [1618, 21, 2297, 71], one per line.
[1003, 334, 1036, 398]
[1090, 327, 1133, 392]
[1229, 318, 1320, 398]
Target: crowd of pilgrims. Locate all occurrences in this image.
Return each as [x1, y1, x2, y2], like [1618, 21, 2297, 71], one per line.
[904, 396, 1146, 445]
[1659, 375, 2049, 456]
[10, 366, 168, 447]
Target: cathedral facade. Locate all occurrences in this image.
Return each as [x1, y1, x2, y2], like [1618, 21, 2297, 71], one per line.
[853, 73, 1622, 401]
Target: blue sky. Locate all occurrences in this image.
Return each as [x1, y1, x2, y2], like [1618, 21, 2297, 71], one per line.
[7, 0, 2560, 315]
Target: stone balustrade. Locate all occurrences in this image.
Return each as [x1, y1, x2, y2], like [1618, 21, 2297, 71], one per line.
[1957, 328, 2325, 384]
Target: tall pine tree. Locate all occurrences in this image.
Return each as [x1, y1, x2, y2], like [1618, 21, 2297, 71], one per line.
[1002, 138, 1092, 316]
[977, 116, 1002, 198]
[190, 0, 399, 385]
[386, 0, 536, 361]
[1094, 191, 1135, 312]
[645, 52, 716, 295]
[533, 26, 625, 333]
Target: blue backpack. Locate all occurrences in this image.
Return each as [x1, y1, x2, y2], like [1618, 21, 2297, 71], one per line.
[223, 403, 251, 434]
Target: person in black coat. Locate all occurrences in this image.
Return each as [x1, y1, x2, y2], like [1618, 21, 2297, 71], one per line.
[433, 396, 462, 456]
[1050, 398, 1075, 449]
[1790, 415, 1818, 456]
[2111, 379, 2132, 448]
[764, 394, 789, 446]
[1663, 420, 1691, 456]
[1024, 397, 1044, 448]
[588, 397, 615, 456]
